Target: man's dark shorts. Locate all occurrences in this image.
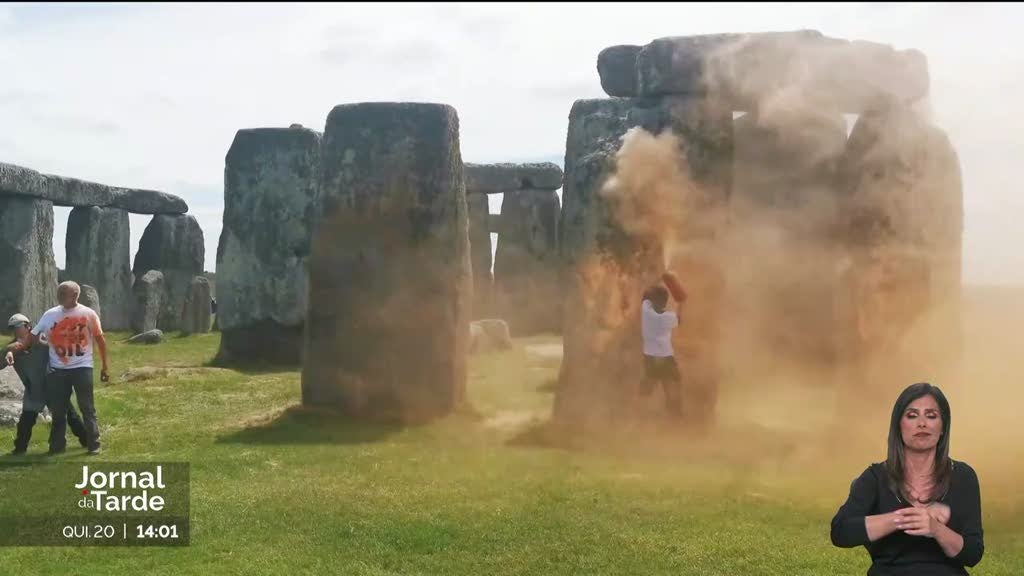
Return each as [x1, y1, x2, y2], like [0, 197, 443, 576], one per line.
[643, 355, 680, 381]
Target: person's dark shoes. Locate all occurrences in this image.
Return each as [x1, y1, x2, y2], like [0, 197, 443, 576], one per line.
[87, 446, 102, 456]
[77, 436, 89, 449]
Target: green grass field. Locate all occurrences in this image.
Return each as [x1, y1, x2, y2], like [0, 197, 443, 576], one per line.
[0, 330, 1021, 575]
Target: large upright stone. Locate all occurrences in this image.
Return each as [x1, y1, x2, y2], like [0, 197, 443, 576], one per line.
[837, 104, 962, 254]
[131, 270, 164, 334]
[303, 102, 470, 423]
[0, 197, 56, 323]
[79, 285, 101, 318]
[560, 97, 733, 267]
[732, 109, 847, 211]
[467, 193, 492, 318]
[493, 189, 561, 335]
[133, 215, 204, 331]
[555, 96, 732, 430]
[728, 109, 848, 363]
[65, 206, 132, 330]
[833, 103, 963, 377]
[216, 126, 321, 364]
[181, 276, 212, 335]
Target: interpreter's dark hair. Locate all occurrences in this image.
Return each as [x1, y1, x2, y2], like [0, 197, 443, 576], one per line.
[644, 285, 669, 311]
[886, 382, 953, 503]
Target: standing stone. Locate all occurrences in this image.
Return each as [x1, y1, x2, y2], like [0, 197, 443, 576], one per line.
[554, 96, 732, 430]
[729, 109, 848, 363]
[833, 103, 963, 382]
[65, 206, 132, 330]
[181, 276, 212, 335]
[132, 215, 204, 331]
[216, 126, 321, 364]
[303, 102, 470, 424]
[131, 270, 164, 334]
[732, 109, 846, 210]
[0, 197, 56, 323]
[467, 193, 492, 318]
[493, 189, 561, 335]
[79, 285, 101, 318]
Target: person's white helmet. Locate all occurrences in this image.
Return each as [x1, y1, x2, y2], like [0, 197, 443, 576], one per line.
[7, 313, 30, 328]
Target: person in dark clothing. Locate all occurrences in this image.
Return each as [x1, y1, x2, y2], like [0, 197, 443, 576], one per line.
[4, 313, 87, 455]
[831, 382, 984, 575]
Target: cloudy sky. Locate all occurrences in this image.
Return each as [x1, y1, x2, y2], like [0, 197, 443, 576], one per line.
[1, 2, 1021, 284]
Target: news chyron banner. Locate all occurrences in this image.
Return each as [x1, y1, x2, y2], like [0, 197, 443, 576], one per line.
[0, 462, 189, 546]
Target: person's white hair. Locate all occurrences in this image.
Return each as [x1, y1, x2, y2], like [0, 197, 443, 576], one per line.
[57, 280, 81, 297]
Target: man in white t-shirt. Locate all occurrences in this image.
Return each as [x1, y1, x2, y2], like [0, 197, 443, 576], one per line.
[13, 281, 109, 455]
[640, 275, 686, 418]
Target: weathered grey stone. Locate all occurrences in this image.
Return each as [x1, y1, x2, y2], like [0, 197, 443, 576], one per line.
[730, 109, 848, 363]
[467, 193, 492, 318]
[837, 103, 962, 252]
[494, 189, 561, 335]
[836, 102, 963, 319]
[560, 97, 733, 269]
[631, 30, 928, 112]
[0, 162, 188, 214]
[216, 126, 321, 364]
[732, 109, 847, 210]
[465, 162, 563, 193]
[0, 400, 22, 426]
[554, 96, 733, 430]
[79, 285, 101, 318]
[127, 329, 163, 345]
[303, 102, 470, 424]
[469, 319, 512, 353]
[0, 197, 56, 323]
[130, 270, 164, 335]
[0, 366, 23, 399]
[110, 189, 188, 214]
[181, 276, 212, 335]
[133, 215, 204, 331]
[597, 45, 641, 97]
[487, 213, 504, 235]
[205, 271, 216, 299]
[66, 206, 132, 330]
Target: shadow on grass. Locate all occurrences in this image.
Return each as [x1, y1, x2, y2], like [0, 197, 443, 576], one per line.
[216, 405, 402, 446]
[203, 355, 299, 376]
[506, 419, 580, 452]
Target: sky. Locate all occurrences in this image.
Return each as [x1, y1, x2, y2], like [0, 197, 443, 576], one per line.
[1, 2, 1021, 284]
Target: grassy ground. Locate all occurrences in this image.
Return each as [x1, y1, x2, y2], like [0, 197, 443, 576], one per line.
[0, 330, 1021, 575]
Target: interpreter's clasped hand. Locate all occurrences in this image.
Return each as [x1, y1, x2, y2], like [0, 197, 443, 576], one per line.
[894, 507, 942, 538]
[926, 502, 951, 526]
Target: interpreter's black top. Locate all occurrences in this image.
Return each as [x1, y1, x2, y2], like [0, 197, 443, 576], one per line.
[831, 461, 984, 575]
